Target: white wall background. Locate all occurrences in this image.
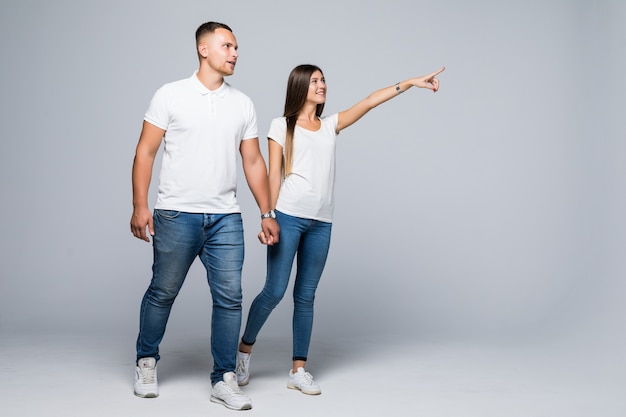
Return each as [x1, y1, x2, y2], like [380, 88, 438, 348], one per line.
[0, 0, 624, 356]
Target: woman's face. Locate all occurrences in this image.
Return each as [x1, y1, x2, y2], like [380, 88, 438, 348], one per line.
[306, 70, 326, 104]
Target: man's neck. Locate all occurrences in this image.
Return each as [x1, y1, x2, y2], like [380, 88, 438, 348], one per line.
[196, 67, 225, 91]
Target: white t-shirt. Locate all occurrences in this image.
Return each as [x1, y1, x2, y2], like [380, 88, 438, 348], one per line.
[145, 72, 258, 213]
[268, 114, 338, 222]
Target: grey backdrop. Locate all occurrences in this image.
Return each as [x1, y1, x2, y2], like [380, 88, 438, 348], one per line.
[0, 0, 624, 355]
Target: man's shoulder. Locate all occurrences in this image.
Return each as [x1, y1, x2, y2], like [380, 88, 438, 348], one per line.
[159, 75, 194, 92]
[224, 82, 253, 102]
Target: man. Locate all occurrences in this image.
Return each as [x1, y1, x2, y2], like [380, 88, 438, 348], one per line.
[129, 21, 279, 411]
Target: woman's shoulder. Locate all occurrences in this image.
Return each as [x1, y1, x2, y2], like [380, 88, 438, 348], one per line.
[267, 117, 287, 141]
[268, 116, 287, 130]
[320, 113, 339, 129]
[321, 113, 338, 121]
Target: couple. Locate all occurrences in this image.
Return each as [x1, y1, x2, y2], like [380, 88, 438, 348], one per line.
[129, 21, 444, 411]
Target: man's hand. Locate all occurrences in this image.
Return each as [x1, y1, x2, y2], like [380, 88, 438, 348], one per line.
[258, 218, 279, 245]
[130, 206, 154, 242]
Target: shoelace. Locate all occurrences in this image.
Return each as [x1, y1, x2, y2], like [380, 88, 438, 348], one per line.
[299, 371, 314, 385]
[235, 359, 246, 374]
[139, 367, 156, 384]
[225, 379, 245, 395]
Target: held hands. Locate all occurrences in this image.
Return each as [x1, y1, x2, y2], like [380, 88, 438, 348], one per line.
[412, 67, 445, 92]
[259, 218, 280, 245]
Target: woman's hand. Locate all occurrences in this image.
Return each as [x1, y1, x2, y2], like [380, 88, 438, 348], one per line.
[413, 67, 445, 92]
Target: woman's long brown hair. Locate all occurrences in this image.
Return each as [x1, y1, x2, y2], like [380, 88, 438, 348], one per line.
[282, 64, 325, 177]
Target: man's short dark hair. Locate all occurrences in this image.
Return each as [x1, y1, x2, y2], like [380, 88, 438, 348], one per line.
[195, 21, 232, 45]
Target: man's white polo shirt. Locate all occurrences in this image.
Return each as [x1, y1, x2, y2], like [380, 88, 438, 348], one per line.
[144, 72, 258, 213]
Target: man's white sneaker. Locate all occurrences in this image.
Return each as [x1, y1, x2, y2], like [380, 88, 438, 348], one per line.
[235, 351, 251, 386]
[134, 357, 158, 398]
[210, 371, 253, 410]
[287, 367, 321, 395]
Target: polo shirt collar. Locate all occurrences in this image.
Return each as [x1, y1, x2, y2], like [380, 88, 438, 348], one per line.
[191, 71, 228, 97]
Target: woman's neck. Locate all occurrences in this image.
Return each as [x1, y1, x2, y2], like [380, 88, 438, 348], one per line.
[297, 104, 318, 122]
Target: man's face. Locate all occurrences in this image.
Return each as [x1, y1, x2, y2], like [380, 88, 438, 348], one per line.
[199, 28, 239, 76]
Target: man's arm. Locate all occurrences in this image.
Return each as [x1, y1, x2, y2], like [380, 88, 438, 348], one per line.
[240, 138, 279, 245]
[267, 138, 283, 210]
[130, 121, 165, 242]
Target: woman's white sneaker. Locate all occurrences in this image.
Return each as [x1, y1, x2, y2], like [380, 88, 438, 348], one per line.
[287, 367, 321, 395]
[235, 351, 251, 386]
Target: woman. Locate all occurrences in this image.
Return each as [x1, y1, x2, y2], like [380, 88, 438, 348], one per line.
[237, 64, 445, 395]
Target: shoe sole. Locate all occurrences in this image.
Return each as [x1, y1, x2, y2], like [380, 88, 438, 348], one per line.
[287, 384, 321, 395]
[134, 391, 159, 398]
[210, 396, 252, 410]
[237, 376, 249, 386]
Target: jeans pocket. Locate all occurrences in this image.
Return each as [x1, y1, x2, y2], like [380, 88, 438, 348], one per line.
[154, 209, 181, 220]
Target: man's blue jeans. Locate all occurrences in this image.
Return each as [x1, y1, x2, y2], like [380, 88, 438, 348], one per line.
[242, 210, 332, 361]
[136, 210, 244, 384]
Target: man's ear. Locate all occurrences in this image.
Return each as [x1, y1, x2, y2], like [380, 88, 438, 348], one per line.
[198, 43, 208, 58]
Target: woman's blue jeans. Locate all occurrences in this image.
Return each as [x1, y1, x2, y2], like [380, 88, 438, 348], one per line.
[242, 210, 332, 361]
[136, 210, 245, 384]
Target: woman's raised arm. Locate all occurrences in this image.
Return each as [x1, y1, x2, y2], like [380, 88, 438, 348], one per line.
[336, 66, 445, 133]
